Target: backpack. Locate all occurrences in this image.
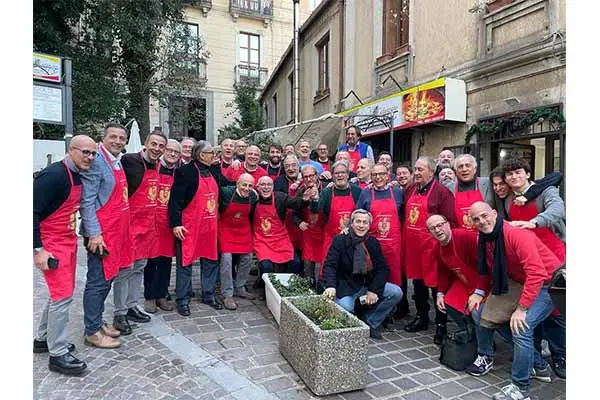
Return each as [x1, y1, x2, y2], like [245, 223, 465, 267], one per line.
[439, 324, 477, 371]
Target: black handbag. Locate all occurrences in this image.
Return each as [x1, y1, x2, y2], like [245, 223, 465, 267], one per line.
[549, 264, 566, 317]
[439, 323, 477, 371]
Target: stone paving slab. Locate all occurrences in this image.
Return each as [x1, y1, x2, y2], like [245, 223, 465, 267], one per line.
[33, 241, 566, 399]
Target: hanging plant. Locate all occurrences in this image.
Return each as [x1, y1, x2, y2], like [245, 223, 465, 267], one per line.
[464, 107, 566, 146]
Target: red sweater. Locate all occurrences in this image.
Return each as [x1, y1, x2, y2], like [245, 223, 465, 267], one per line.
[224, 162, 268, 182]
[404, 179, 458, 227]
[436, 230, 480, 294]
[477, 221, 561, 309]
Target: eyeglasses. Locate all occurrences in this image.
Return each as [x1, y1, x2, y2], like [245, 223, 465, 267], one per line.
[372, 172, 388, 177]
[201, 150, 215, 155]
[427, 220, 448, 232]
[165, 148, 181, 155]
[73, 147, 97, 157]
[302, 174, 317, 179]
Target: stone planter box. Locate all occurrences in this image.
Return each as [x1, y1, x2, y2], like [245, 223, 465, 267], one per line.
[279, 296, 370, 396]
[262, 273, 294, 325]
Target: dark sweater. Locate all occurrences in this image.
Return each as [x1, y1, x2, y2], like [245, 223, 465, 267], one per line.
[274, 174, 299, 194]
[250, 191, 309, 223]
[219, 186, 258, 215]
[404, 179, 458, 227]
[355, 186, 405, 223]
[260, 162, 283, 178]
[33, 160, 82, 248]
[322, 234, 389, 298]
[121, 152, 158, 197]
[310, 184, 363, 226]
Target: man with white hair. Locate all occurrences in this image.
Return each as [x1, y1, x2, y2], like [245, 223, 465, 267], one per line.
[442, 153, 494, 233]
[219, 138, 236, 169]
[180, 137, 196, 165]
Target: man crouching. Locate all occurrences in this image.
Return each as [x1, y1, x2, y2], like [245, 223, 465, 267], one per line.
[322, 209, 403, 339]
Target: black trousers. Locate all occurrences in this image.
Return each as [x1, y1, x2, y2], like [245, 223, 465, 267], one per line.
[412, 279, 447, 325]
[144, 256, 172, 300]
[446, 304, 471, 331]
[398, 274, 409, 313]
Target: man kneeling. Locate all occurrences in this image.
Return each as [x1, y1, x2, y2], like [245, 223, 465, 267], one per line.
[322, 209, 403, 339]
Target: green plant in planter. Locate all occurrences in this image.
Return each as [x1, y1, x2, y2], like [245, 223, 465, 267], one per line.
[293, 295, 361, 330]
[269, 274, 315, 297]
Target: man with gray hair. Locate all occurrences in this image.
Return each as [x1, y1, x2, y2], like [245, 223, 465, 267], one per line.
[180, 137, 196, 165]
[442, 153, 495, 232]
[323, 209, 403, 339]
[403, 156, 457, 345]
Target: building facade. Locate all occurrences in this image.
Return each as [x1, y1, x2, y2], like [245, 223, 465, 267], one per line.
[261, 0, 566, 183]
[148, 0, 313, 144]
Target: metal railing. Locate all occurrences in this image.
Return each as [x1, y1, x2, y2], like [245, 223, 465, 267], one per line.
[230, 0, 274, 19]
[235, 64, 268, 87]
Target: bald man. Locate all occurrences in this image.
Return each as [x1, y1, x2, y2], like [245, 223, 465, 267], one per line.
[33, 134, 97, 375]
[218, 173, 259, 310]
[351, 158, 373, 189]
[466, 201, 564, 397]
[224, 145, 268, 183]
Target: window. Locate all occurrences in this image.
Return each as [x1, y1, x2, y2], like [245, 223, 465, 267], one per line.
[316, 33, 329, 97]
[175, 22, 201, 75]
[238, 32, 261, 82]
[272, 93, 278, 126]
[288, 72, 294, 122]
[383, 0, 409, 57]
[310, 0, 323, 11]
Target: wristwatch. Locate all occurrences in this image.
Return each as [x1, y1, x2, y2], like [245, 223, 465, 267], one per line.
[531, 219, 539, 228]
[517, 304, 529, 312]
[33, 247, 44, 255]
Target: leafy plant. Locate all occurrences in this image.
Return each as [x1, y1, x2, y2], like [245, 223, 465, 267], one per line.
[293, 295, 361, 331]
[269, 274, 314, 297]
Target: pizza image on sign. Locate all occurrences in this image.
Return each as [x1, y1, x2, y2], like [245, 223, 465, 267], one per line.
[402, 88, 445, 124]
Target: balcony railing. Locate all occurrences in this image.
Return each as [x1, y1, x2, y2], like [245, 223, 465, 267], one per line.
[230, 0, 273, 22]
[235, 64, 268, 88]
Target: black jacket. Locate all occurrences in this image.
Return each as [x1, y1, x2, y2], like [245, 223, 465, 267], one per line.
[322, 234, 389, 299]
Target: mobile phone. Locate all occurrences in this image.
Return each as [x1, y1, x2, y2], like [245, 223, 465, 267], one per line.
[48, 257, 59, 269]
[359, 295, 368, 305]
[93, 247, 110, 259]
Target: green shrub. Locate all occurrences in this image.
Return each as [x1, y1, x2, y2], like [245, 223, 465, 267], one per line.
[292, 295, 361, 330]
[268, 274, 314, 297]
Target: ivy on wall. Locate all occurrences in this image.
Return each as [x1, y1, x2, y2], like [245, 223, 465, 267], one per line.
[464, 107, 566, 146]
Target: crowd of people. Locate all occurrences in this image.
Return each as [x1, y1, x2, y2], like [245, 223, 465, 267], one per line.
[33, 123, 566, 400]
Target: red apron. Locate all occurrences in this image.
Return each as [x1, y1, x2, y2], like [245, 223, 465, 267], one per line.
[152, 166, 176, 258]
[218, 196, 252, 254]
[439, 243, 480, 315]
[227, 162, 268, 182]
[318, 160, 331, 172]
[358, 181, 370, 190]
[404, 180, 438, 287]
[285, 183, 303, 250]
[320, 189, 356, 275]
[96, 146, 134, 280]
[509, 201, 566, 263]
[253, 194, 293, 263]
[181, 163, 219, 265]
[454, 179, 484, 232]
[301, 183, 324, 263]
[368, 188, 402, 285]
[129, 152, 159, 260]
[347, 150, 361, 173]
[263, 163, 282, 180]
[39, 161, 82, 301]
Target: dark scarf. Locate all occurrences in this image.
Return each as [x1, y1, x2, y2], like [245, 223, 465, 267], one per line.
[477, 216, 509, 295]
[349, 231, 372, 275]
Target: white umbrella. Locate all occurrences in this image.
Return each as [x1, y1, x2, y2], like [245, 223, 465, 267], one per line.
[126, 120, 143, 153]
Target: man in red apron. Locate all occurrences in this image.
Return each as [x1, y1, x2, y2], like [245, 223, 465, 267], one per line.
[403, 156, 457, 343]
[395, 165, 413, 191]
[144, 139, 181, 314]
[351, 158, 372, 189]
[356, 163, 404, 288]
[337, 125, 374, 173]
[169, 141, 230, 316]
[377, 151, 397, 182]
[442, 154, 495, 234]
[252, 176, 317, 280]
[224, 145, 268, 182]
[218, 173, 259, 310]
[316, 143, 332, 172]
[295, 165, 325, 288]
[80, 124, 133, 349]
[259, 143, 284, 179]
[310, 161, 362, 275]
[111, 131, 166, 335]
[219, 138, 235, 169]
[33, 135, 96, 375]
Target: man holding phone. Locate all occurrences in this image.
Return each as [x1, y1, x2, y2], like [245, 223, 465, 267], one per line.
[80, 123, 134, 349]
[33, 134, 97, 375]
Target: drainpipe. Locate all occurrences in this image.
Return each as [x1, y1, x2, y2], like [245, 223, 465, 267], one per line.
[338, 0, 345, 112]
[293, 0, 300, 124]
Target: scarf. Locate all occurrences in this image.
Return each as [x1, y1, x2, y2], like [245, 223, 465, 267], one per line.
[477, 216, 509, 295]
[349, 231, 372, 275]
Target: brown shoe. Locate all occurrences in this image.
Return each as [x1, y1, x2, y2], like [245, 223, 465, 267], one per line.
[144, 300, 157, 314]
[84, 331, 121, 349]
[234, 289, 257, 300]
[100, 322, 121, 338]
[223, 297, 238, 310]
[156, 298, 174, 311]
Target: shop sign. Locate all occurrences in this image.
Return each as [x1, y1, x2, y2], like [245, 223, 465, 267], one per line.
[33, 53, 63, 83]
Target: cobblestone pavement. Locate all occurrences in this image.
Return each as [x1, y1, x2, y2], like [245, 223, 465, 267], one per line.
[33, 241, 566, 399]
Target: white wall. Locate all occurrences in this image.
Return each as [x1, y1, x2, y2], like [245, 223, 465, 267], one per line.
[33, 140, 65, 173]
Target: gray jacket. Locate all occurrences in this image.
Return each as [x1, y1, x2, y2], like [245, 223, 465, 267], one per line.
[443, 177, 495, 208]
[504, 185, 566, 242]
[79, 145, 119, 237]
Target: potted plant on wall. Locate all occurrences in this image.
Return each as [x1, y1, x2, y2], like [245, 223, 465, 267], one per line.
[279, 295, 370, 396]
[262, 273, 314, 325]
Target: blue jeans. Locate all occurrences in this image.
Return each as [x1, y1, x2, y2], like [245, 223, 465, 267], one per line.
[176, 258, 219, 305]
[336, 283, 403, 329]
[289, 250, 303, 275]
[534, 313, 566, 360]
[83, 252, 113, 336]
[471, 286, 555, 390]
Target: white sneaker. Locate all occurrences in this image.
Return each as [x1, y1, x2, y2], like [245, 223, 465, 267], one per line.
[541, 339, 551, 358]
[491, 384, 530, 400]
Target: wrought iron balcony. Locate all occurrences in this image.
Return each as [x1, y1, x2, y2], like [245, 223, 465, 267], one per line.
[235, 64, 268, 88]
[230, 0, 273, 24]
[185, 1, 212, 17]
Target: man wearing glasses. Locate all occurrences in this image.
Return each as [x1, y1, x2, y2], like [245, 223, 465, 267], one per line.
[112, 131, 167, 335]
[33, 134, 97, 375]
[168, 141, 230, 316]
[143, 139, 182, 314]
